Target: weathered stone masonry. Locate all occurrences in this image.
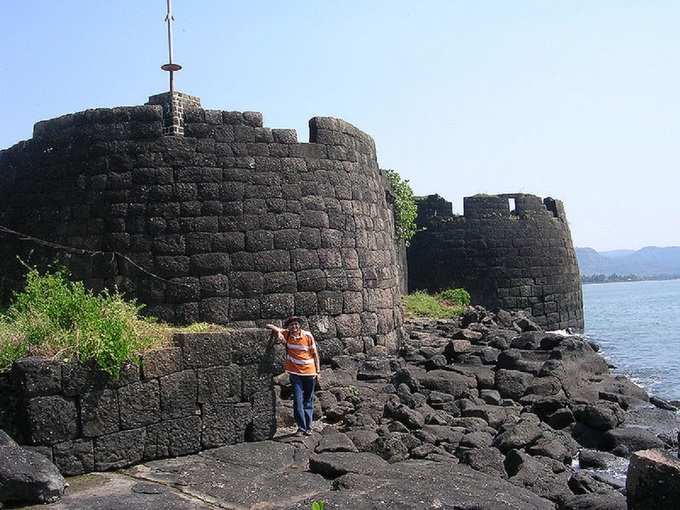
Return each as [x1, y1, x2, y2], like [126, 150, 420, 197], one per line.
[408, 194, 583, 331]
[0, 329, 276, 476]
[0, 93, 403, 354]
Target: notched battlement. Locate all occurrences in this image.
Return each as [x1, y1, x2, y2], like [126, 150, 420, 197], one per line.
[463, 193, 566, 221]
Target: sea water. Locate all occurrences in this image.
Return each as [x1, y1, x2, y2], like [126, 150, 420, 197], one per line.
[583, 279, 680, 401]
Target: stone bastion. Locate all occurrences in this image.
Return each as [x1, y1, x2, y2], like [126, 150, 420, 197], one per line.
[0, 92, 404, 355]
[408, 193, 584, 331]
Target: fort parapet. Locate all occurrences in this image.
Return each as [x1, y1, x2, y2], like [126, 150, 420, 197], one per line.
[408, 193, 583, 331]
[0, 92, 403, 354]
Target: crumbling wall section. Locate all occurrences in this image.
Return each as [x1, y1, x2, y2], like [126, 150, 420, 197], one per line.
[1, 329, 275, 476]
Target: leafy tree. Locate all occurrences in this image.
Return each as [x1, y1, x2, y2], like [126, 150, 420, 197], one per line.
[384, 169, 417, 243]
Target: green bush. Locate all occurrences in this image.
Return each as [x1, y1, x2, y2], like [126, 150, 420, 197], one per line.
[384, 169, 417, 243]
[403, 289, 468, 319]
[436, 288, 471, 306]
[0, 268, 225, 377]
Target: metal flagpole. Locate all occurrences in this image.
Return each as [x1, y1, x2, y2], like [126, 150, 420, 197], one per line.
[161, 0, 182, 94]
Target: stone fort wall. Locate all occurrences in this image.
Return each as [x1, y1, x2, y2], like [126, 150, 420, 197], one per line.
[0, 93, 403, 354]
[408, 193, 584, 331]
[0, 330, 276, 475]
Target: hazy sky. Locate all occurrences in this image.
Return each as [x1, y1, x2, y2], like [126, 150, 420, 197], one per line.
[2, 1, 679, 251]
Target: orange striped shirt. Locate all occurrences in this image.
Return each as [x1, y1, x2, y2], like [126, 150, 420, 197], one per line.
[283, 330, 318, 376]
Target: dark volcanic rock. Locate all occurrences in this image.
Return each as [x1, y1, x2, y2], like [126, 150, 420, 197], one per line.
[291, 461, 554, 509]
[504, 449, 573, 504]
[602, 427, 664, 455]
[493, 415, 543, 452]
[460, 446, 507, 478]
[574, 402, 624, 431]
[627, 448, 680, 510]
[315, 432, 358, 453]
[495, 369, 533, 400]
[0, 440, 65, 504]
[560, 493, 627, 510]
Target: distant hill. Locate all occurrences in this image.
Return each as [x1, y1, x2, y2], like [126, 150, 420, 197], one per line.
[576, 246, 680, 276]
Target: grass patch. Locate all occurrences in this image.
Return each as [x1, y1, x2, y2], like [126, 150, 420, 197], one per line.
[0, 268, 227, 377]
[403, 288, 470, 319]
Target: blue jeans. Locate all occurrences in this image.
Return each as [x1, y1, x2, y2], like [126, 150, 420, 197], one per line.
[289, 373, 316, 432]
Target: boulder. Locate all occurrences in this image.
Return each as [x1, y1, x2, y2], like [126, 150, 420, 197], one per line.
[511, 332, 543, 350]
[493, 415, 543, 453]
[316, 432, 358, 453]
[0, 440, 65, 504]
[418, 370, 474, 398]
[496, 369, 533, 400]
[574, 402, 624, 431]
[444, 340, 472, 359]
[602, 427, 664, 456]
[309, 451, 389, 478]
[578, 449, 619, 470]
[460, 446, 507, 478]
[504, 449, 573, 504]
[627, 448, 680, 510]
[357, 359, 393, 381]
[514, 316, 541, 332]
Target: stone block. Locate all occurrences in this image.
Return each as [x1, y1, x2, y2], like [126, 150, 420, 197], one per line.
[248, 390, 276, 441]
[160, 369, 199, 420]
[229, 271, 264, 296]
[335, 313, 363, 337]
[197, 365, 241, 404]
[213, 231, 245, 252]
[80, 388, 120, 437]
[12, 357, 61, 398]
[199, 297, 230, 323]
[166, 276, 200, 302]
[94, 428, 146, 470]
[141, 347, 181, 379]
[190, 253, 229, 275]
[201, 402, 252, 448]
[230, 298, 261, 320]
[118, 379, 161, 429]
[61, 360, 138, 396]
[301, 210, 329, 228]
[318, 249, 343, 269]
[230, 329, 273, 365]
[253, 250, 290, 272]
[241, 365, 274, 401]
[144, 416, 202, 460]
[292, 249, 320, 271]
[343, 291, 364, 313]
[53, 439, 94, 476]
[246, 230, 274, 251]
[295, 292, 318, 315]
[299, 227, 321, 248]
[260, 293, 294, 318]
[174, 333, 232, 368]
[26, 396, 78, 445]
[263, 271, 297, 293]
[318, 291, 343, 314]
[199, 274, 230, 297]
[274, 229, 300, 249]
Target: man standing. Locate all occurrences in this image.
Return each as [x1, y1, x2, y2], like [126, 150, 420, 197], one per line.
[266, 316, 320, 436]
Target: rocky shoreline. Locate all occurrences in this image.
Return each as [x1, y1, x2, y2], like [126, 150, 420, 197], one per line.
[5, 306, 680, 509]
[273, 306, 680, 509]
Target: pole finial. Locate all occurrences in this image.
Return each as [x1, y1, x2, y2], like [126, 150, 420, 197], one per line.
[161, 0, 182, 93]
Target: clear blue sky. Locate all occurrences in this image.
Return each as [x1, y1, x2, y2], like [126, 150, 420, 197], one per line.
[2, 1, 679, 251]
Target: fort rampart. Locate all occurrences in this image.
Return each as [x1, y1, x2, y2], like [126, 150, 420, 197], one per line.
[0, 92, 403, 354]
[0, 329, 276, 476]
[408, 193, 583, 331]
